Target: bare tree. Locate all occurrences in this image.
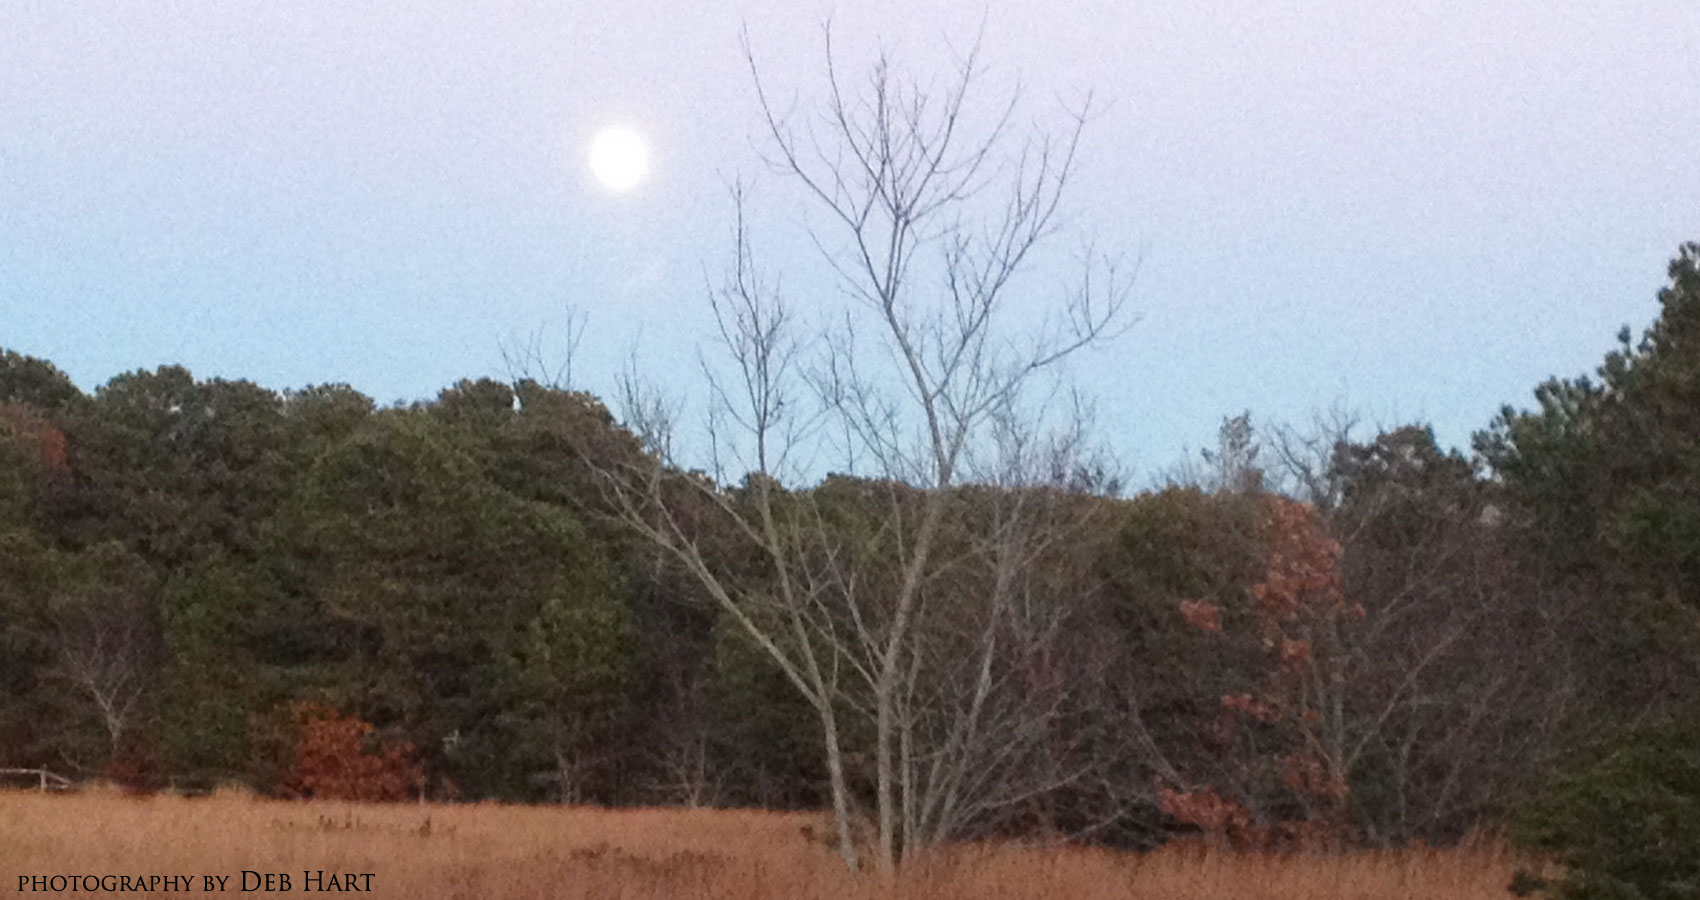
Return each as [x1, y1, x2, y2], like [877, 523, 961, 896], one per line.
[580, 24, 1131, 874]
[1266, 404, 1360, 509]
[48, 584, 153, 762]
[1317, 426, 1580, 844]
[500, 310, 589, 391]
[1155, 418, 1584, 846]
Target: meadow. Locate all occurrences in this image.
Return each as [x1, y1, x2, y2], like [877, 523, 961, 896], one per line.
[0, 788, 1524, 899]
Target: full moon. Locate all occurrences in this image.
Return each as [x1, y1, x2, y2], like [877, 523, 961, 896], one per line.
[588, 127, 650, 192]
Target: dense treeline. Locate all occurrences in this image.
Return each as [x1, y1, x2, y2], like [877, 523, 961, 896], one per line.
[2, 247, 1698, 863]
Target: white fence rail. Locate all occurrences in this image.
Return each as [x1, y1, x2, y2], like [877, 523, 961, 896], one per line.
[0, 767, 72, 792]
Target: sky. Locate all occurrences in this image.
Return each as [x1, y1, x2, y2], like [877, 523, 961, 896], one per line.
[3, 0, 1696, 482]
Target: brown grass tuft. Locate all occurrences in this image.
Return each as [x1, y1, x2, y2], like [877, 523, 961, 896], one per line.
[0, 790, 1524, 898]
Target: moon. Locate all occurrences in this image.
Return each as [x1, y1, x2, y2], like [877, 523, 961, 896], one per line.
[588, 127, 651, 192]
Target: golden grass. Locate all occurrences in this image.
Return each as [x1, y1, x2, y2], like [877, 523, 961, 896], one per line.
[0, 790, 1522, 898]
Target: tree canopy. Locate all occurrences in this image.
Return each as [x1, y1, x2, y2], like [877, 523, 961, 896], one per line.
[0, 245, 1695, 888]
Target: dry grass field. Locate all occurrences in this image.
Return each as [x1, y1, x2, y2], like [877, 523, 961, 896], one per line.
[0, 788, 1524, 899]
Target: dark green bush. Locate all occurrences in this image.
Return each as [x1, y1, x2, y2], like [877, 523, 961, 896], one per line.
[1513, 715, 1700, 900]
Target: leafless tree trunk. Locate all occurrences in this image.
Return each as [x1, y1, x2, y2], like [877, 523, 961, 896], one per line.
[1200, 417, 1585, 846]
[582, 23, 1131, 875]
[49, 587, 152, 762]
[643, 663, 726, 808]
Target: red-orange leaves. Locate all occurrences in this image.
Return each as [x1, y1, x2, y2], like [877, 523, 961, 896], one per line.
[0, 403, 68, 470]
[1220, 693, 1276, 723]
[1172, 495, 1359, 849]
[1251, 498, 1346, 622]
[1157, 786, 1252, 835]
[277, 703, 422, 802]
[1278, 751, 1349, 803]
[1277, 637, 1312, 673]
[1179, 599, 1223, 633]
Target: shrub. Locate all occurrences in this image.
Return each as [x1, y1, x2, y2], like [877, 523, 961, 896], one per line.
[276, 703, 422, 802]
[1513, 716, 1700, 900]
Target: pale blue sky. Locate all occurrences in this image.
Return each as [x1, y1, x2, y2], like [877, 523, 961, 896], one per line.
[3, 1, 1696, 479]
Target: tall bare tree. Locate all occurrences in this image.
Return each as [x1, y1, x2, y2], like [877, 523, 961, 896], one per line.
[585, 24, 1131, 873]
[47, 564, 155, 764]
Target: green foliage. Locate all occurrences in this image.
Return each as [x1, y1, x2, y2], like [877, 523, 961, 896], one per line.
[1095, 486, 1272, 834]
[1477, 245, 1700, 723]
[1514, 716, 1700, 900]
[2, 235, 1695, 840]
[290, 406, 637, 800]
[1114, 487, 1265, 602]
[705, 613, 823, 807]
[18, 541, 161, 773]
[1106, 486, 1266, 693]
[1482, 245, 1700, 894]
[73, 367, 297, 568]
[0, 349, 84, 413]
[1480, 243, 1700, 603]
[0, 523, 59, 765]
[495, 564, 636, 802]
[154, 559, 294, 786]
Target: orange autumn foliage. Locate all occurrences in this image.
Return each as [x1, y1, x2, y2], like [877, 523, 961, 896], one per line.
[1179, 599, 1223, 633]
[1, 402, 68, 469]
[277, 703, 422, 802]
[1169, 496, 1360, 851]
